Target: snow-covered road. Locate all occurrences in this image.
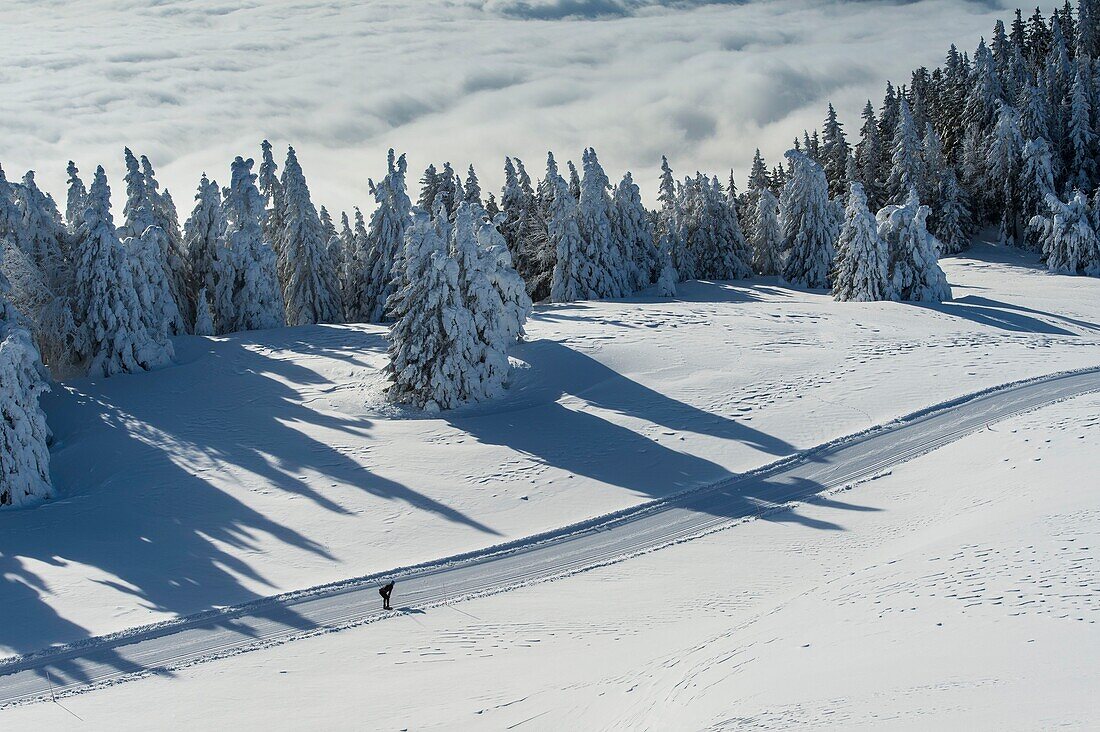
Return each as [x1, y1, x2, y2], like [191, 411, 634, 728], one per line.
[2, 367, 1098, 708]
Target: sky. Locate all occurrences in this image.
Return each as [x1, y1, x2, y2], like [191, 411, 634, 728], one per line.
[1, 0, 1015, 215]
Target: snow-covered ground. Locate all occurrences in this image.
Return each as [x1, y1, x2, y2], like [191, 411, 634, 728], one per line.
[8, 359, 1099, 729]
[1, 241, 1098, 710]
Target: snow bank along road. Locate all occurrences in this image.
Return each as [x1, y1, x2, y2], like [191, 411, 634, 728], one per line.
[2, 368, 1099, 708]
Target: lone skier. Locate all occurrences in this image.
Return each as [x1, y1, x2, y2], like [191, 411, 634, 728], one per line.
[379, 580, 395, 610]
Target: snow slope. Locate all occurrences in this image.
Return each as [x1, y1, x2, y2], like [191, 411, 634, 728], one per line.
[1, 241, 1098, 664]
[1, 366, 1094, 707]
[8, 374, 1099, 730]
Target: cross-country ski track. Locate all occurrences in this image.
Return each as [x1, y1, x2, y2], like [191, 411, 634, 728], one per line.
[2, 367, 1098, 709]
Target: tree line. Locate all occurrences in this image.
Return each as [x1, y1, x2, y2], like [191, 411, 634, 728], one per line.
[2, 1, 1099, 507]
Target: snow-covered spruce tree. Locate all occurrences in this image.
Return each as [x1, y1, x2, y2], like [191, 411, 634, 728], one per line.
[140, 154, 190, 327]
[778, 149, 835, 290]
[475, 209, 532, 345]
[65, 161, 87, 232]
[567, 160, 581, 201]
[194, 288, 216, 336]
[654, 241, 678, 297]
[435, 162, 459, 221]
[15, 171, 69, 294]
[855, 101, 886, 211]
[878, 187, 952, 302]
[931, 167, 972, 255]
[385, 212, 491, 412]
[0, 263, 52, 508]
[418, 163, 440, 213]
[278, 147, 342, 326]
[1031, 190, 1100, 275]
[885, 97, 925, 205]
[611, 172, 658, 291]
[74, 167, 172, 376]
[832, 182, 890, 302]
[738, 150, 769, 240]
[682, 175, 752, 281]
[355, 149, 412, 323]
[320, 205, 344, 311]
[657, 156, 689, 281]
[222, 156, 286, 333]
[127, 224, 183, 349]
[449, 202, 511, 390]
[342, 208, 367, 320]
[1065, 64, 1097, 193]
[577, 148, 629, 298]
[750, 189, 782, 276]
[464, 165, 483, 209]
[549, 168, 595, 303]
[0, 237, 80, 376]
[987, 102, 1026, 246]
[259, 140, 284, 263]
[512, 154, 554, 301]
[120, 149, 187, 335]
[1020, 137, 1057, 251]
[329, 211, 353, 319]
[183, 174, 226, 316]
[820, 103, 851, 200]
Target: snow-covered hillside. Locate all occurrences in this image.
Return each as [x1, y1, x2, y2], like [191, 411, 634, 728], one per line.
[7, 299, 1099, 730]
[2, 241, 1098, 667]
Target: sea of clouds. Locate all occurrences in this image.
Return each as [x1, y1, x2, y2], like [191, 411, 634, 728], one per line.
[2, 0, 1011, 214]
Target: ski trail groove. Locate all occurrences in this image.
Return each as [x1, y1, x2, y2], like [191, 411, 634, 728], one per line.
[1, 367, 1098, 708]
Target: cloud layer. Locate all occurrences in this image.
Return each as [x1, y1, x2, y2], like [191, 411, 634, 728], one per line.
[1, 0, 1012, 214]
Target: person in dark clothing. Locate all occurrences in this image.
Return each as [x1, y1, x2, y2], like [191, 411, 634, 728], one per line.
[379, 581, 395, 610]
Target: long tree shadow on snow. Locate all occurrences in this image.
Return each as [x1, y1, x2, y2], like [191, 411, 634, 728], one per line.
[911, 295, 1086, 336]
[0, 326, 495, 685]
[445, 340, 867, 531]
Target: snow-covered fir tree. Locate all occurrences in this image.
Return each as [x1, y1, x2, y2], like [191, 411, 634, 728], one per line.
[278, 147, 342, 326]
[611, 171, 658, 292]
[833, 182, 890, 301]
[682, 175, 752, 281]
[385, 212, 494, 412]
[354, 149, 412, 322]
[258, 140, 284, 262]
[931, 167, 971, 255]
[779, 149, 835, 289]
[223, 156, 286, 333]
[475, 210, 532, 345]
[885, 97, 925, 205]
[140, 154, 190, 327]
[549, 168, 595, 303]
[183, 174, 226, 316]
[500, 155, 551, 300]
[127, 223, 184, 350]
[751, 189, 782, 276]
[577, 148, 629, 298]
[1065, 64, 1097, 192]
[0, 237, 80, 377]
[15, 171, 68, 293]
[1020, 137, 1058, 251]
[987, 102, 1026, 246]
[120, 149, 189, 333]
[464, 165, 483, 209]
[74, 167, 173, 376]
[65, 160, 87, 231]
[1031, 190, 1100, 275]
[449, 202, 511, 391]
[193, 288, 216, 336]
[0, 263, 52, 508]
[657, 156, 690, 281]
[820, 103, 851, 199]
[878, 187, 952, 301]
